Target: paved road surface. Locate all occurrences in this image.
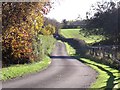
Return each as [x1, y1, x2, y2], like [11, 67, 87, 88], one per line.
[3, 42, 97, 88]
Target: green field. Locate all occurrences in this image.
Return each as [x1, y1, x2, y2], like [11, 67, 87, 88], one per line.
[60, 29, 104, 44]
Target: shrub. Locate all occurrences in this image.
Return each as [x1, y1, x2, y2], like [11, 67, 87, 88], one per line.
[41, 24, 55, 35]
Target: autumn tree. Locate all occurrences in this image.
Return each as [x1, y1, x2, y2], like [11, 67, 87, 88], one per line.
[41, 24, 55, 35]
[2, 2, 53, 66]
[44, 17, 61, 34]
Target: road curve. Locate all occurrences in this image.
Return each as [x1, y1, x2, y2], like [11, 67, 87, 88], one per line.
[3, 42, 97, 88]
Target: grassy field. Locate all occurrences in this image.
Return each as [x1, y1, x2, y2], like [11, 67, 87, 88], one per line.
[60, 29, 104, 44]
[64, 42, 120, 89]
[1, 56, 51, 81]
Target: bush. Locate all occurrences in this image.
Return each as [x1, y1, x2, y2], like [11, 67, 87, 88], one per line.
[41, 24, 55, 35]
[32, 35, 56, 62]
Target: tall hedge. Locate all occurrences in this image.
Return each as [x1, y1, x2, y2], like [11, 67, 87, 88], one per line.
[2, 2, 56, 67]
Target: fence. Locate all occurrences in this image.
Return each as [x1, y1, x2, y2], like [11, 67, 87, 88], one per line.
[87, 45, 120, 68]
[57, 35, 120, 69]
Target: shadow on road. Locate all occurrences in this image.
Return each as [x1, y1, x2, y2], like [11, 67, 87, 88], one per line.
[55, 34, 119, 89]
[50, 56, 75, 59]
[78, 57, 116, 89]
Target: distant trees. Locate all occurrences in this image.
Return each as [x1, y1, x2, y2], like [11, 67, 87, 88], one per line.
[44, 17, 61, 34]
[62, 19, 68, 29]
[61, 19, 83, 29]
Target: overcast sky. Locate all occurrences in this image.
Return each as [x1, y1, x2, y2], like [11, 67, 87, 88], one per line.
[46, 0, 118, 22]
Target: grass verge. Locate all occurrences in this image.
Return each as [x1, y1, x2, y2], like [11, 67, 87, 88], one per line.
[1, 56, 51, 81]
[64, 42, 120, 89]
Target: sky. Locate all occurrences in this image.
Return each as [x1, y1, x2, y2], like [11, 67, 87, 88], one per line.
[45, 0, 117, 22]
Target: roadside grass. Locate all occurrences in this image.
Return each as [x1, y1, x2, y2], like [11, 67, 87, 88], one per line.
[64, 42, 120, 89]
[60, 29, 104, 44]
[80, 58, 120, 89]
[1, 35, 56, 81]
[1, 56, 51, 81]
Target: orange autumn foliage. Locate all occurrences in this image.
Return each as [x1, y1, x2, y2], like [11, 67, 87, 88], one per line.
[2, 2, 52, 66]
